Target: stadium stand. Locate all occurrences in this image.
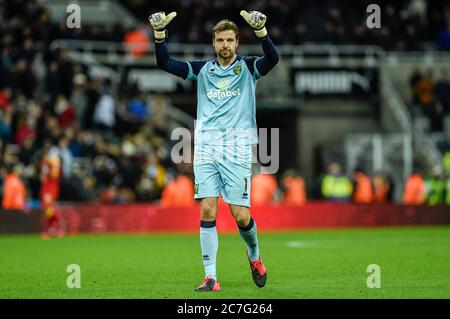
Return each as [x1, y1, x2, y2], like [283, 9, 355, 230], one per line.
[0, 0, 449, 211]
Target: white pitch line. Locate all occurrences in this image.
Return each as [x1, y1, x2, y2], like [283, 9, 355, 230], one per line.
[286, 241, 317, 248]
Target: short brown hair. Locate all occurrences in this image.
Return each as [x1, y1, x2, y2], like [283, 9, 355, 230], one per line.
[212, 19, 239, 40]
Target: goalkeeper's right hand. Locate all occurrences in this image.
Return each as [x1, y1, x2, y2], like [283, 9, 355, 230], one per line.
[148, 11, 177, 41]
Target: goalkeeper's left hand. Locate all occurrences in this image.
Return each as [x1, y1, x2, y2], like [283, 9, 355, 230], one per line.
[240, 10, 267, 38]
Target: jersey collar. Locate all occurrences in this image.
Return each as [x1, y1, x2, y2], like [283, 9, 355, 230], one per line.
[214, 55, 242, 70]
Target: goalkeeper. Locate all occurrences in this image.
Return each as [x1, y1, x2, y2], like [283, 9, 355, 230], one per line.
[149, 10, 279, 292]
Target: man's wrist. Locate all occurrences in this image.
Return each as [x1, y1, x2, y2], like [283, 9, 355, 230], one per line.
[154, 29, 167, 41]
[254, 27, 267, 38]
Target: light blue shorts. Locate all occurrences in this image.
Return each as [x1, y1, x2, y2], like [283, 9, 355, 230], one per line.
[193, 144, 253, 207]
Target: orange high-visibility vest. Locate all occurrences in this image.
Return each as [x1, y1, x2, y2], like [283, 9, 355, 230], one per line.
[161, 176, 195, 207]
[251, 174, 277, 205]
[373, 175, 390, 202]
[123, 29, 150, 58]
[353, 172, 374, 203]
[403, 174, 426, 205]
[283, 176, 306, 205]
[2, 173, 27, 210]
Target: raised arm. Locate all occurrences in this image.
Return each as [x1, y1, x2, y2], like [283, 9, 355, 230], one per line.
[154, 41, 189, 79]
[255, 36, 279, 76]
[148, 11, 189, 79]
[240, 10, 279, 76]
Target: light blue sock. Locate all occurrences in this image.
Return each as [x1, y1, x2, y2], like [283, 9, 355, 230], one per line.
[200, 220, 218, 281]
[238, 217, 260, 262]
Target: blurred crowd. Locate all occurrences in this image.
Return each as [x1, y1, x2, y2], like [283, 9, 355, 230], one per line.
[1, 0, 449, 51]
[408, 66, 450, 181]
[409, 67, 450, 132]
[249, 161, 450, 206]
[2, 0, 450, 211]
[0, 0, 190, 209]
[314, 163, 395, 204]
[249, 164, 394, 205]
[0, 66, 187, 206]
[228, 160, 450, 206]
[403, 168, 450, 205]
[123, 0, 450, 50]
[313, 162, 450, 206]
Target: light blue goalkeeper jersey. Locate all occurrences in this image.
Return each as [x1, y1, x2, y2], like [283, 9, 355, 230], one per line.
[155, 37, 279, 146]
[187, 56, 261, 146]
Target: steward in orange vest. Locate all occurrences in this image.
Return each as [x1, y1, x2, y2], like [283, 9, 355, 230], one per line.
[2, 166, 27, 210]
[403, 173, 426, 205]
[281, 169, 306, 205]
[352, 169, 374, 203]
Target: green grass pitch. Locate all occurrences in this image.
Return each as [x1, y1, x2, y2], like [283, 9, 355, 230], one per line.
[0, 226, 449, 298]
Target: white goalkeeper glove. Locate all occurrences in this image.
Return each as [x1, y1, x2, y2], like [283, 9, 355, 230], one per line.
[240, 10, 268, 38]
[148, 11, 177, 41]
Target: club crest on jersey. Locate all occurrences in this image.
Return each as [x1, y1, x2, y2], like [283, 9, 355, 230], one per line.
[233, 64, 242, 75]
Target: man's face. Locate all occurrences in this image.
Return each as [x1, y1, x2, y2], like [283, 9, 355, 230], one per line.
[213, 30, 238, 59]
[328, 163, 342, 176]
